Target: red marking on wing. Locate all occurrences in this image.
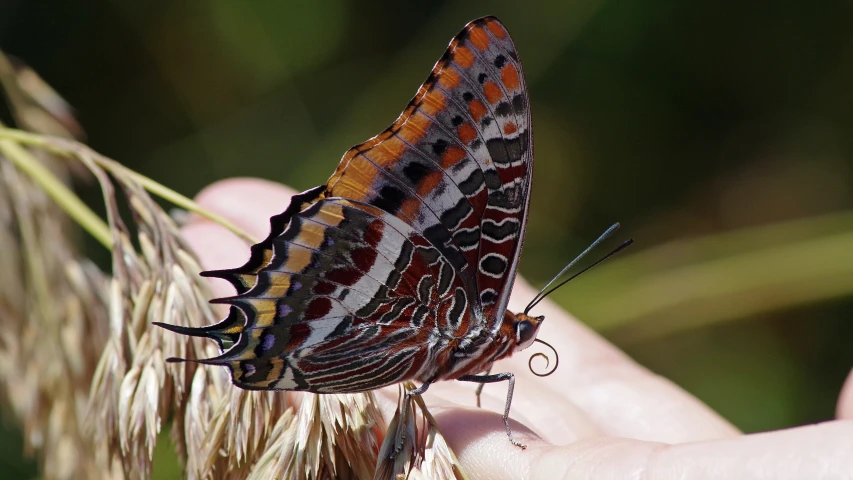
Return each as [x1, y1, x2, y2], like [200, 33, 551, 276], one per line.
[352, 246, 378, 271]
[313, 281, 336, 296]
[305, 297, 332, 321]
[325, 266, 361, 286]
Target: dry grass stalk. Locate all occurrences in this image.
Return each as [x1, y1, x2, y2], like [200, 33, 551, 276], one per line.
[0, 52, 115, 480]
[0, 48, 465, 480]
[375, 383, 467, 480]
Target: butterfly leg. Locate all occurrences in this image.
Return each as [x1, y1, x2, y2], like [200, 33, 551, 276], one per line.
[474, 367, 492, 408]
[406, 379, 433, 398]
[457, 372, 526, 449]
[392, 379, 435, 454]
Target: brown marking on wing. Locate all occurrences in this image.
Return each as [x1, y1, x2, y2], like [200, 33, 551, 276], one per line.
[417, 170, 444, 197]
[398, 112, 431, 144]
[441, 146, 467, 168]
[457, 123, 477, 144]
[420, 89, 446, 116]
[501, 64, 520, 90]
[484, 81, 504, 104]
[486, 19, 508, 39]
[468, 99, 487, 122]
[438, 67, 461, 89]
[469, 26, 491, 51]
[454, 46, 475, 68]
[372, 136, 407, 166]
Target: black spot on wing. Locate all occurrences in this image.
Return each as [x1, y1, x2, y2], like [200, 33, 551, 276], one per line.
[417, 276, 434, 303]
[380, 297, 415, 324]
[512, 94, 526, 116]
[453, 228, 480, 250]
[483, 169, 502, 189]
[403, 161, 431, 186]
[416, 245, 441, 266]
[459, 168, 485, 195]
[486, 135, 524, 166]
[480, 289, 497, 305]
[328, 315, 354, 340]
[494, 101, 512, 117]
[437, 261, 454, 296]
[480, 254, 507, 276]
[440, 196, 473, 230]
[432, 138, 449, 155]
[411, 305, 430, 327]
[447, 288, 467, 328]
[372, 185, 406, 215]
[482, 219, 519, 241]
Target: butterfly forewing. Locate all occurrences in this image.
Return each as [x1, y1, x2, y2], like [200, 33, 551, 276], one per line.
[163, 16, 533, 394]
[326, 16, 532, 325]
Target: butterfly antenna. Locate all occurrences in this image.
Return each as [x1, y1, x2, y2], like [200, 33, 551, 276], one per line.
[524, 223, 632, 315]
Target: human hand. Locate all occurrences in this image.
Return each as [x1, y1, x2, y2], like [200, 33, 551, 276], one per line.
[181, 178, 853, 480]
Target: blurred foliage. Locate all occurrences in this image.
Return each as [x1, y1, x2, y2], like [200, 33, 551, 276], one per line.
[2, 0, 852, 478]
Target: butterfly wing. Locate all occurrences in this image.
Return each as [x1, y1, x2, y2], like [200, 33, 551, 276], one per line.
[159, 16, 533, 391]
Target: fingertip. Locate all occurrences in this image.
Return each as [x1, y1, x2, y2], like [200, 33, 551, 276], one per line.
[180, 220, 250, 307]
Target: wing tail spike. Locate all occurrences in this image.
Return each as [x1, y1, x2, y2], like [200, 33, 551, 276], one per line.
[153, 307, 245, 345]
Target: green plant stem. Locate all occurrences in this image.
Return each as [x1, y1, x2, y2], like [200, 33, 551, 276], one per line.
[107, 161, 259, 245]
[0, 126, 258, 245]
[0, 137, 113, 248]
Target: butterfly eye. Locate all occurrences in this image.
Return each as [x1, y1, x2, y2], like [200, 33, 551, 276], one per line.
[515, 316, 541, 351]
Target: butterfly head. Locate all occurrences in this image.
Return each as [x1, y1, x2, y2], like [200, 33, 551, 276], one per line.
[513, 312, 544, 351]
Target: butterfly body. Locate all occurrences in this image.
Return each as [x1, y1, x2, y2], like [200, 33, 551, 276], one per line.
[158, 16, 541, 447]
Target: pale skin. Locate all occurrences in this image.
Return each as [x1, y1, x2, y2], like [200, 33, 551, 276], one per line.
[183, 178, 853, 480]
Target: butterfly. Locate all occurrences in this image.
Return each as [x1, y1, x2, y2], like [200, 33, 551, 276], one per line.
[158, 16, 551, 449]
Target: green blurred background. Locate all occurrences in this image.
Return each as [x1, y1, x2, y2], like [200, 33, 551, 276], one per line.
[2, 0, 852, 477]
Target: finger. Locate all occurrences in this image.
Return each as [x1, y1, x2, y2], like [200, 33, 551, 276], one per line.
[446, 420, 853, 480]
[426, 379, 605, 444]
[837, 368, 853, 419]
